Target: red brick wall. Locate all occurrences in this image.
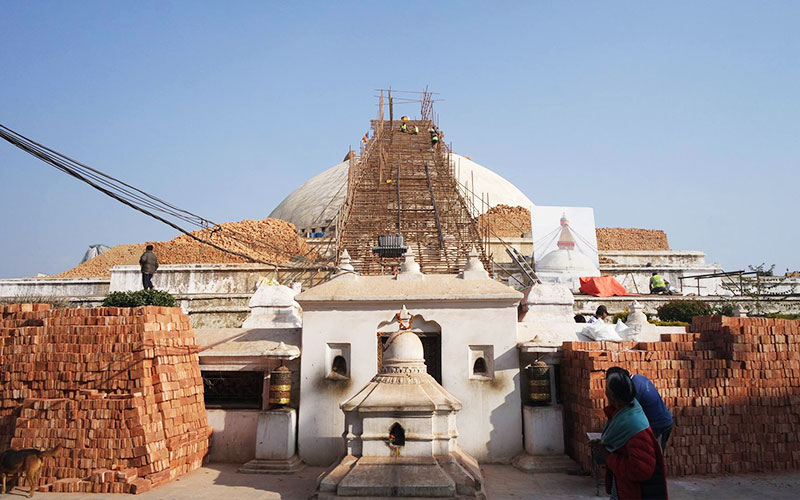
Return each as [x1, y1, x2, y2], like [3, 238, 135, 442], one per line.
[561, 316, 800, 477]
[0, 304, 210, 494]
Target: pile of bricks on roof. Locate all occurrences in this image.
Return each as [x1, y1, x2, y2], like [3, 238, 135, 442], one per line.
[476, 204, 531, 237]
[0, 303, 210, 494]
[54, 217, 315, 278]
[595, 227, 669, 251]
[561, 316, 800, 477]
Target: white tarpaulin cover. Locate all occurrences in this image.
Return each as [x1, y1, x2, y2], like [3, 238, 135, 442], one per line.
[81, 244, 111, 264]
[580, 320, 639, 342]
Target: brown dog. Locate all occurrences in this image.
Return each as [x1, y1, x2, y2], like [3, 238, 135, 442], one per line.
[0, 445, 62, 498]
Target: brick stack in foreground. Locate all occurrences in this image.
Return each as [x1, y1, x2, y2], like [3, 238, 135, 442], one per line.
[0, 304, 210, 494]
[561, 316, 800, 477]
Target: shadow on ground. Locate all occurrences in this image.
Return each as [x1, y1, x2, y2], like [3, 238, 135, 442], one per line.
[2, 462, 800, 499]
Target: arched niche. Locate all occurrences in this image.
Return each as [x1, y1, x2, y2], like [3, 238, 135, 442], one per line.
[389, 422, 405, 447]
[376, 312, 442, 383]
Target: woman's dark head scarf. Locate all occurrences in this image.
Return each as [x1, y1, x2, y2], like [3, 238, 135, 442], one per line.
[605, 366, 637, 404]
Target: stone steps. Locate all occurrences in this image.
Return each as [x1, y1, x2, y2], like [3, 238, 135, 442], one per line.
[238, 454, 305, 474]
[511, 454, 580, 474]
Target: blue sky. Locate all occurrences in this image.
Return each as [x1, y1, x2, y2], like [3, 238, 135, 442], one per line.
[1, 1, 797, 278]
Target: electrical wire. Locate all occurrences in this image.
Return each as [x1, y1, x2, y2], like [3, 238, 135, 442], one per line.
[0, 123, 332, 270]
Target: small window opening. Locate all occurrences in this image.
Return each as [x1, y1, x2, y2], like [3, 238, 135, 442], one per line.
[389, 423, 405, 446]
[332, 355, 348, 376]
[473, 357, 488, 375]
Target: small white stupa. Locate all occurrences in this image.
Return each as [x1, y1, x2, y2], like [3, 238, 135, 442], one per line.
[535, 213, 600, 292]
[312, 307, 485, 499]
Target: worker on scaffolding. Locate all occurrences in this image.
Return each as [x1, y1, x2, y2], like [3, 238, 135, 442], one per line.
[400, 121, 408, 133]
[649, 272, 669, 294]
[412, 125, 419, 135]
[429, 127, 440, 147]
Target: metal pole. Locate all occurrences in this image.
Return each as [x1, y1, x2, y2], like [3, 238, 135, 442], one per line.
[396, 155, 401, 232]
[425, 161, 445, 250]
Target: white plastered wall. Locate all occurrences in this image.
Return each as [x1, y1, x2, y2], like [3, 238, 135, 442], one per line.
[297, 300, 522, 466]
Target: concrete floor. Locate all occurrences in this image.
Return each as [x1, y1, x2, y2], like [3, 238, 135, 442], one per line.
[1, 463, 799, 499]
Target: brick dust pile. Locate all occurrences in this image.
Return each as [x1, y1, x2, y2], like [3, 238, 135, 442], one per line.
[476, 205, 532, 237]
[561, 316, 800, 477]
[0, 303, 210, 494]
[596, 227, 669, 251]
[54, 218, 316, 278]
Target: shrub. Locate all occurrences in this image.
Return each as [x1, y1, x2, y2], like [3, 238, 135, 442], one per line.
[612, 310, 629, 323]
[765, 312, 800, 320]
[656, 300, 711, 323]
[102, 290, 177, 308]
[648, 319, 690, 327]
[713, 303, 738, 317]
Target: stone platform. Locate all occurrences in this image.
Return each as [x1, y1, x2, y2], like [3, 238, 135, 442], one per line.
[314, 456, 484, 500]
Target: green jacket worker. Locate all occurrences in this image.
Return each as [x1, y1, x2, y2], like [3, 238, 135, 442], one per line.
[139, 245, 159, 290]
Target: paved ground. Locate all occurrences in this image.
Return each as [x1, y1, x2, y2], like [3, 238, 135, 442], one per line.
[1, 463, 799, 499]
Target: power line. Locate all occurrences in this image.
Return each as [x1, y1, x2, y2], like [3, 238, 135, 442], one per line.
[0, 123, 330, 270]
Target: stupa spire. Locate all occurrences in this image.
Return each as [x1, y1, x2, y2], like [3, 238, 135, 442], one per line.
[557, 213, 576, 250]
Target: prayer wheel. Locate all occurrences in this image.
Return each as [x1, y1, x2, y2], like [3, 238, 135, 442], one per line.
[268, 365, 292, 408]
[527, 360, 551, 405]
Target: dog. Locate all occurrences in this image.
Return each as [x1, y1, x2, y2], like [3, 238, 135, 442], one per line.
[0, 444, 62, 498]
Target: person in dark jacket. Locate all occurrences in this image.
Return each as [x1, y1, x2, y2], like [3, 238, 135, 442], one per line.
[139, 245, 159, 290]
[635, 374, 674, 451]
[594, 367, 668, 500]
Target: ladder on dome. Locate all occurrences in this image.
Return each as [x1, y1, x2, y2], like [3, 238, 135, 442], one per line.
[506, 247, 540, 285]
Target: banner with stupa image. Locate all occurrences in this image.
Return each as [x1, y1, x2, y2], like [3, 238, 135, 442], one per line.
[531, 206, 600, 291]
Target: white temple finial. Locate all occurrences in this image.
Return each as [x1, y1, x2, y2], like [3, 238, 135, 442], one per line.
[398, 304, 411, 323]
[626, 300, 648, 326]
[460, 245, 489, 280]
[335, 249, 358, 280]
[339, 249, 354, 271]
[396, 247, 424, 281]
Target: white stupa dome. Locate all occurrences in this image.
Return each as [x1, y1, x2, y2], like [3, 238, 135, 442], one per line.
[268, 153, 534, 234]
[383, 330, 425, 363]
[536, 249, 599, 275]
[535, 213, 600, 291]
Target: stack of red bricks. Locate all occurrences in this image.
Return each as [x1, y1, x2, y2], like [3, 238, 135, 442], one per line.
[561, 316, 800, 477]
[0, 303, 210, 494]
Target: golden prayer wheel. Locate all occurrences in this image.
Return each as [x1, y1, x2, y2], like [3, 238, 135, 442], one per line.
[527, 360, 551, 405]
[269, 365, 292, 408]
